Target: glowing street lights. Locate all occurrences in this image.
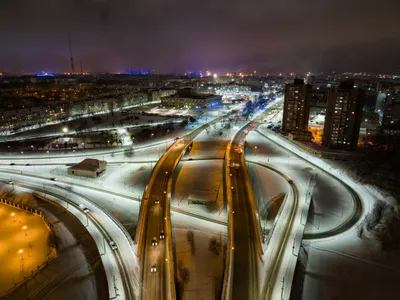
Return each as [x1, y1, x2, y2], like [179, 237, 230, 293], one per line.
[23, 225, 27, 236]
[19, 249, 24, 260]
[11, 212, 15, 222]
[62, 127, 68, 133]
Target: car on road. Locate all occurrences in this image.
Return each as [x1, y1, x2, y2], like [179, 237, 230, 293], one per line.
[159, 231, 165, 239]
[155, 198, 159, 204]
[109, 241, 118, 250]
[9, 163, 15, 166]
[82, 207, 90, 214]
[8, 181, 13, 184]
[288, 179, 293, 184]
[151, 264, 157, 273]
[50, 178, 58, 181]
[188, 158, 193, 161]
[152, 237, 158, 247]
[25, 163, 31, 166]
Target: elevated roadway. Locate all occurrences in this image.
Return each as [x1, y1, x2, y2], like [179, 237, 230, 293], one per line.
[138, 114, 233, 300]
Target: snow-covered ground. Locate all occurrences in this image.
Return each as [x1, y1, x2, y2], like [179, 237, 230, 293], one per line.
[254, 124, 400, 300]
[171, 212, 226, 300]
[170, 111, 250, 299]
[299, 231, 400, 300]
[246, 129, 355, 237]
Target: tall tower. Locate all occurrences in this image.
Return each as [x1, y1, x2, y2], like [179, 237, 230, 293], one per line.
[323, 81, 365, 150]
[282, 78, 312, 132]
[68, 32, 75, 73]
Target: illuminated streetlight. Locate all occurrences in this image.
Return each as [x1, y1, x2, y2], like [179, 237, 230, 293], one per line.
[62, 127, 68, 133]
[19, 249, 24, 260]
[23, 225, 27, 236]
[11, 212, 15, 222]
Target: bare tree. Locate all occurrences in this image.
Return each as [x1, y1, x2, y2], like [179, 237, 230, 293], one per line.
[365, 200, 388, 231]
[209, 237, 222, 256]
[205, 201, 218, 213]
[186, 231, 195, 255]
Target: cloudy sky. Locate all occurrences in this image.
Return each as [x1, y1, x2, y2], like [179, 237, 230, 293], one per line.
[1, 0, 399, 74]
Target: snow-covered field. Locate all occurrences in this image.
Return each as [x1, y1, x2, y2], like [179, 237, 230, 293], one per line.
[300, 230, 400, 300]
[171, 213, 226, 300]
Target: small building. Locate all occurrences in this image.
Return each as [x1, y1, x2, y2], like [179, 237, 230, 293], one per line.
[161, 91, 222, 109]
[67, 158, 107, 178]
[288, 130, 313, 142]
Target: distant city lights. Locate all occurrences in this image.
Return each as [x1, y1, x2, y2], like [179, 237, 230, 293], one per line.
[36, 72, 54, 77]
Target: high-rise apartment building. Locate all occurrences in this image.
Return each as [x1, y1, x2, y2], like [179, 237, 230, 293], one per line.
[323, 81, 365, 150]
[282, 78, 311, 132]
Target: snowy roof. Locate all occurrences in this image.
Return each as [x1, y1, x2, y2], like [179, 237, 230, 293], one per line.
[68, 158, 106, 172]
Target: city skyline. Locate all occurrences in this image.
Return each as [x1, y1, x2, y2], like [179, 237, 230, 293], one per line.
[1, 0, 400, 74]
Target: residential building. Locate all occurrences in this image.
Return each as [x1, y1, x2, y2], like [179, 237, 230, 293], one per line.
[323, 81, 365, 150]
[382, 94, 400, 128]
[282, 78, 312, 132]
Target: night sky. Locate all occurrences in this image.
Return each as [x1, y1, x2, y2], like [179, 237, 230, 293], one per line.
[1, 0, 399, 74]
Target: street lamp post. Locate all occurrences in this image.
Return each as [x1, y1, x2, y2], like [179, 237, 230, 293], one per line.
[19, 249, 24, 260]
[11, 212, 15, 222]
[23, 225, 27, 236]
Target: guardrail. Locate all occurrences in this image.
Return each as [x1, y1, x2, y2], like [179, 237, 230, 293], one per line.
[240, 138, 264, 259]
[220, 139, 234, 300]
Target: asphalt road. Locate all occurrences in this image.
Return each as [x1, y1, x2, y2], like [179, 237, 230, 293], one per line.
[230, 125, 259, 300]
[141, 139, 186, 300]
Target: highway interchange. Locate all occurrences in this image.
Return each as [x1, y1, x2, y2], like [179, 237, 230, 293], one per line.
[0, 100, 366, 300]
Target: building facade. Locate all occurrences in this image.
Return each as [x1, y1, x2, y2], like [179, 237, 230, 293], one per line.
[282, 78, 312, 132]
[323, 81, 365, 150]
[161, 93, 222, 109]
[382, 94, 400, 128]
